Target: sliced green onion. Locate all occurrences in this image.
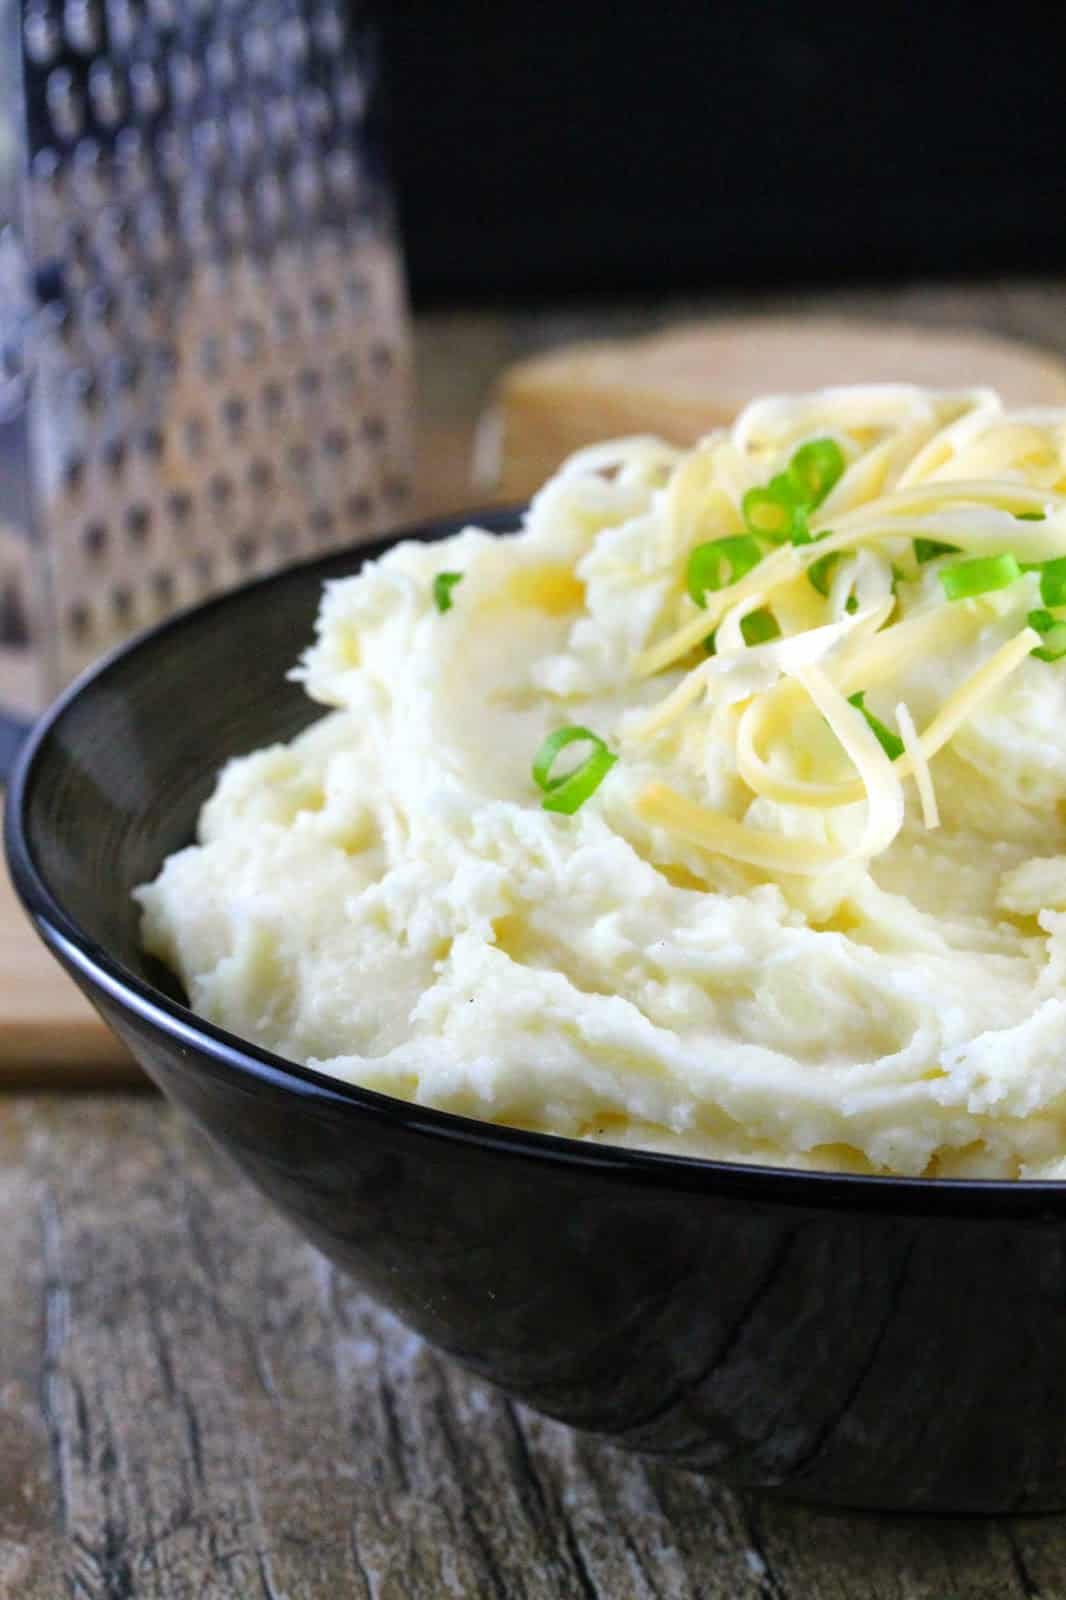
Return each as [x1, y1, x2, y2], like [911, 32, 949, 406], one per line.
[788, 505, 812, 546]
[686, 535, 761, 607]
[740, 608, 780, 646]
[1016, 511, 1046, 522]
[1028, 608, 1066, 662]
[433, 571, 463, 612]
[1040, 558, 1066, 608]
[742, 485, 798, 543]
[703, 631, 717, 656]
[789, 437, 846, 508]
[940, 553, 1022, 601]
[847, 692, 903, 760]
[914, 538, 960, 565]
[807, 550, 842, 596]
[532, 725, 617, 815]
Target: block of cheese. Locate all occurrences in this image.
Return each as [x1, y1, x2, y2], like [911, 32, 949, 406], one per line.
[491, 315, 1066, 500]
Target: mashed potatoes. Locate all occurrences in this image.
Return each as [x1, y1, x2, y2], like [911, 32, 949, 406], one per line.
[137, 386, 1066, 1178]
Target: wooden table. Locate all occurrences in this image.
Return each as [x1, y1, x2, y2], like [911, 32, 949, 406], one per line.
[8, 281, 1066, 1597]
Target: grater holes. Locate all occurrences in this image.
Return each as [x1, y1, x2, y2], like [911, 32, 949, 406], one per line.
[136, 197, 172, 264]
[64, 0, 101, 55]
[68, 601, 92, 644]
[345, 491, 371, 524]
[273, 524, 296, 558]
[167, 489, 193, 525]
[63, 456, 86, 494]
[184, 415, 208, 455]
[325, 148, 357, 200]
[301, 88, 333, 137]
[287, 440, 312, 475]
[209, 473, 234, 507]
[147, 0, 178, 27]
[206, 37, 237, 91]
[344, 274, 369, 311]
[127, 274, 160, 318]
[322, 427, 350, 459]
[242, 25, 272, 74]
[192, 119, 224, 170]
[72, 137, 105, 198]
[280, 17, 308, 62]
[220, 191, 249, 244]
[266, 96, 298, 151]
[68, 368, 100, 413]
[106, 353, 140, 395]
[199, 334, 224, 379]
[332, 352, 357, 390]
[102, 437, 127, 477]
[297, 366, 322, 398]
[370, 341, 394, 374]
[384, 474, 411, 506]
[129, 62, 163, 119]
[260, 379, 286, 421]
[107, 0, 136, 43]
[83, 283, 116, 328]
[24, 6, 61, 64]
[82, 521, 108, 558]
[225, 106, 256, 162]
[362, 414, 386, 444]
[248, 458, 273, 492]
[88, 60, 124, 124]
[255, 173, 285, 231]
[221, 395, 246, 434]
[193, 550, 214, 587]
[46, 68, 84, 141]
[311, 289, 336, 327]
[168, 53, 201, 105]
[312, 6, 344, 54]
[309, 506, 336, 541]
[291, 160, 322, 214]
[111, 584, 134, 624]
[235, 533, 258, 570]
[236, 319, 263, 361]
[152, 570, 175, 608]
[139, 426, 165, 460]
[97, 206, 135, 268]
[150, 336, 177, 376]
[125, 503, 151, 544]
[31, 147, 63, 191]
[274, 301, 299, 340]
[336, 71, 366, 123]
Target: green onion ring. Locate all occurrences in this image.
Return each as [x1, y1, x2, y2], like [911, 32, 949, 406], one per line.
[532, 726, 618, 815]
[940, 553, 1022, 601]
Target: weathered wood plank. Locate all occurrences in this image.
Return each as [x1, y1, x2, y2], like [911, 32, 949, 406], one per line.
[0, 1093, 1057, 1598]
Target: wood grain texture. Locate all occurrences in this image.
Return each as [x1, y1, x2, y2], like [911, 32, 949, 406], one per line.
[3, 1093, 1062, 1598]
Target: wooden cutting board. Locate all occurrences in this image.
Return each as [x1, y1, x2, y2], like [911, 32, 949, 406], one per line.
[5, 310, 1066, 1083]
[0, 816, 141, 1082]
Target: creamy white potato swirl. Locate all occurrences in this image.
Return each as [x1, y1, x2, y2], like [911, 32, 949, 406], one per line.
[138, 387, 1066, 1177]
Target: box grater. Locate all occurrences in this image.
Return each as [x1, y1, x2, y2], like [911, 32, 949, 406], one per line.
[0, 0, 413, 767]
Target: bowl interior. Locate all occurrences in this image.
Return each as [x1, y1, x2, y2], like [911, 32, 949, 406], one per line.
[13, 511, 518, 995]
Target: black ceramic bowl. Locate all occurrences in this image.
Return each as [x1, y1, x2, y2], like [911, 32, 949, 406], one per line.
[10, 507, 1066, 1516]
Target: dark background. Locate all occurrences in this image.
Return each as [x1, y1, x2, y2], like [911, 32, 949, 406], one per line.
[375, 2, 1066, 306]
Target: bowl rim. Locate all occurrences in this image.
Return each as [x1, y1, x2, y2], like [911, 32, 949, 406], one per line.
[8, 506, 1066, 1218]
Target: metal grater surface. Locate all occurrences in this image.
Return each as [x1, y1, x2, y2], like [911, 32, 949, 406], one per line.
[0, 0, 413, 757]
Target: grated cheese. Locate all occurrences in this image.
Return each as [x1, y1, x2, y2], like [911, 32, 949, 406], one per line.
[620, 386, 1061, 872]
[896, 701, 939, 830]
